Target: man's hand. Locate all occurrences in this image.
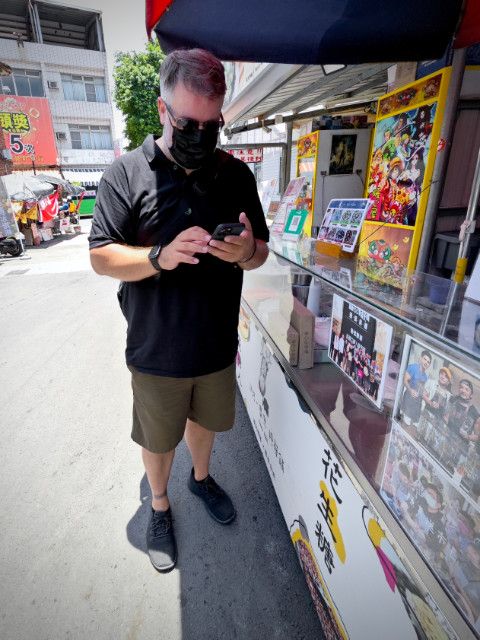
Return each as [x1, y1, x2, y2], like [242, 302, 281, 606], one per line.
[207, 212, 255, 264]
[159, 226, 211, 270]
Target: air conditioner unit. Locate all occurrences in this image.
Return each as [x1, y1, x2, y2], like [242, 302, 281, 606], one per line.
[55, 131, 67, 141]
[48, 80, 59, 90]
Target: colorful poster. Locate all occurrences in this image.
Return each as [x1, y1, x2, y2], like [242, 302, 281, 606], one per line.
[318, 198, 372, 253]
[297, 131, 318, 158]
[329, 134, 357, 175]
[360, 69, 450, 278]
[297, 131, 319, 236]
[381, 422, 479, 634]
[270, 176, 306, 235]
[328, 294, 393, 409]
[366, 103, 437, 227]
[0, 96, 57, 167]
[237, 312, 457, 639]
[357, 223, 414, 289]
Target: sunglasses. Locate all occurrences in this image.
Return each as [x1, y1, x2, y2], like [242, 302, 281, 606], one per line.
[164, 102, 224, 134]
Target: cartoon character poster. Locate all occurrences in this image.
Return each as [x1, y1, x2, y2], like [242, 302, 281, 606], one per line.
[357, 224, 414, 289]
[359, 69, 450, 283]
[366, 103, 437, 227]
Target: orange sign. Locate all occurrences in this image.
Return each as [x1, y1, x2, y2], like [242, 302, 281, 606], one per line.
[0, 96, 57, 166]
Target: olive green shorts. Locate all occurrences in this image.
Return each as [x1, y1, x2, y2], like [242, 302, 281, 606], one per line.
[129, 363, 236, 453]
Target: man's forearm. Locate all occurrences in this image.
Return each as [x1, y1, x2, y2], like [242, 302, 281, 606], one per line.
[90, 243, 157, 282]
[238, 240, 269, 271]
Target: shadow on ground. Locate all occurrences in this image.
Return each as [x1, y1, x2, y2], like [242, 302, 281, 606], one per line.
[126, 392, 323, 640]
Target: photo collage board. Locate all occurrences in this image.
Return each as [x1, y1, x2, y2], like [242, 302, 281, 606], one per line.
[381, 335, 480, 634]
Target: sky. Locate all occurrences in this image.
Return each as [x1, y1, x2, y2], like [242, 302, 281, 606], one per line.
[50, 0, 150, 145]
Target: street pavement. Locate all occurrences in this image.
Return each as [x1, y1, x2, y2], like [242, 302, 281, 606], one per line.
[0, 221, 323, 640]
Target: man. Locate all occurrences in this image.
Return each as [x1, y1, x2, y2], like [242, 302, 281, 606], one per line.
[89, 49, 269, 572]
[446, 379, 480, 486]
[400, 349, 432, 430]
[404, 482, 446, 563]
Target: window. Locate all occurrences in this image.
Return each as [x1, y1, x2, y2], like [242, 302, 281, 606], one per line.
[69, 125, 112, 150]
[0, 69, 44, 97]
[62, 74, 107, 103]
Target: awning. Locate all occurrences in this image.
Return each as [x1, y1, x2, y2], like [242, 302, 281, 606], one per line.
[36, 173, 77, 195]
[12, 168, 63, 180]
[148, 0, 467, 65]
[223, 62, 390, 128]
[62, 169, 104, 187]
[2, 173, 55, 199]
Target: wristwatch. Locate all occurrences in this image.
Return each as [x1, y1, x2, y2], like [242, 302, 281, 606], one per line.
[148, 244, 162, 272]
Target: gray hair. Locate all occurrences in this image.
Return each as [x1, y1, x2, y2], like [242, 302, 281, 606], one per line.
[160, 48, 226, 101]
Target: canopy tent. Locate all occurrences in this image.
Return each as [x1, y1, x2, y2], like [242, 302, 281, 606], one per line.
[147, 0, 479, 65]
[2, 173, 55, 200]
[35, 173, 78, 195]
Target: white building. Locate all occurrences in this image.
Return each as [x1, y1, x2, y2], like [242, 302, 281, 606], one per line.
[0, 0, 115, 187]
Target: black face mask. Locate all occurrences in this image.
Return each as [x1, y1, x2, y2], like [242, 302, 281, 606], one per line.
[169, 124, 219, 170]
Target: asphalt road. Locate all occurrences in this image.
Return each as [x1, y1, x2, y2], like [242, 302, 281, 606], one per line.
[0, 221, 323, 640]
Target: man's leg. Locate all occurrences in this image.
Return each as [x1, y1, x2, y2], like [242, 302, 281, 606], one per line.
[184, 419, 215, 481]
[142, 447, 176, 511]
[185, 364, 236, 524]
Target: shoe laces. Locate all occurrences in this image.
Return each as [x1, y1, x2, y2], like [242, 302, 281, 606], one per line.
[151, 511, 172, 537]
[201, 477, 224, 504]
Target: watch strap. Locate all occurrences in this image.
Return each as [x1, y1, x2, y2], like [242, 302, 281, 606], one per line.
[148, 244, 162, 272]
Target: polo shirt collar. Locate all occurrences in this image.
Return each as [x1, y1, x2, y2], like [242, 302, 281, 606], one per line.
[142, 134, 171, 167]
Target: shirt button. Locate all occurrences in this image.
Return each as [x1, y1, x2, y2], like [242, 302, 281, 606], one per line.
[185, 208, 192, 215]
[173, 164, 178, 170]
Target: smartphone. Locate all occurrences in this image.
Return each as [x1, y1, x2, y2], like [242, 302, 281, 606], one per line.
[210, 223, 245, 241]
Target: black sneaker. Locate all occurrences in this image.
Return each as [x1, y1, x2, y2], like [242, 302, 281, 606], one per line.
[146, 507, 177, 572]
[187, 469, 236, 524]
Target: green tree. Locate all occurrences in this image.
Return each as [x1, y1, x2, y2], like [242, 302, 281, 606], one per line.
[113, 40, 165, 151]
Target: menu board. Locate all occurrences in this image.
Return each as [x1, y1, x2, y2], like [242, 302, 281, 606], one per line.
[317, 199, 372, 253]
[329, 293, 394, 409]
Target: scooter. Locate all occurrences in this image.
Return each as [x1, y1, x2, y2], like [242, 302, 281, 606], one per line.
[0, 235, 23, 257]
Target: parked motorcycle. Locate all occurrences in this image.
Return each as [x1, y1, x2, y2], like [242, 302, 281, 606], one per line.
[0, 235, 23, 257]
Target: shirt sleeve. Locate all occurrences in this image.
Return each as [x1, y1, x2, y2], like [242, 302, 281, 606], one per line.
[236, 161, 270, 243]
[88, 172, 134, 249]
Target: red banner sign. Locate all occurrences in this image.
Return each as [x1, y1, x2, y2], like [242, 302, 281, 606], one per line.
[0, 96, 58, 167]
[38, 192, 59, 222]
[226, 147, 263, 163]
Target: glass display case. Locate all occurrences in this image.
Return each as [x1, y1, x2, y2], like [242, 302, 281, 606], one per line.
[237, 238, 480, 640]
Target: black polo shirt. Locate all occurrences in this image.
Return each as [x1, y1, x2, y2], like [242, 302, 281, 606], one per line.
[89, 134, 269, 377]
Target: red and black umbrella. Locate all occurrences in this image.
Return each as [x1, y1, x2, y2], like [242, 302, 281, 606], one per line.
[147, 0, 480, 65]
